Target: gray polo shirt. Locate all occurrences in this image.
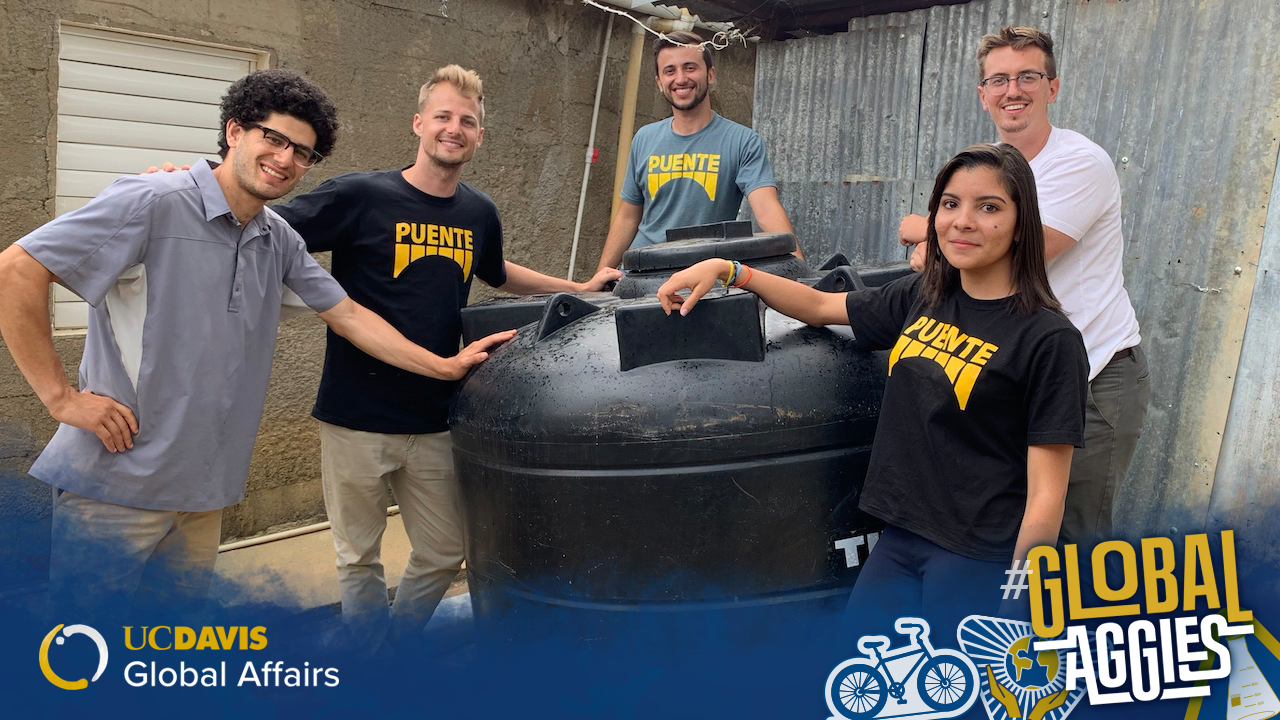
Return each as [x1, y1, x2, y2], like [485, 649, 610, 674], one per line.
[17, 160, 347, 512]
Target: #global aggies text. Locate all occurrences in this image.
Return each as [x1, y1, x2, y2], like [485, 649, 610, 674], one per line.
[1027, 531, 1254, 705]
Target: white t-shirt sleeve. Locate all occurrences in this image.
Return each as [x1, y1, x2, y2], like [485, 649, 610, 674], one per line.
[1035, 148, 1119, 242]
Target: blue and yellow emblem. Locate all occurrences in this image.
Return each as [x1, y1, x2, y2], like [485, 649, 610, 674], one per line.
[958, 616, 1087, 720]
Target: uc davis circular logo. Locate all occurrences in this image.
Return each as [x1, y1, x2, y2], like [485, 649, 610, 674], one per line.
[40, 624, 109, 690]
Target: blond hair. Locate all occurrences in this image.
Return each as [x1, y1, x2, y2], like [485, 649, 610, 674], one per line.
[418, 64, 485, 123]
[976, 27, 1057, 81]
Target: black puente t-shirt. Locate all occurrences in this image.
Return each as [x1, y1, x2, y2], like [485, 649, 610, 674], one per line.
[845, 273, 1088, 561]
[276, 169, 507, 434]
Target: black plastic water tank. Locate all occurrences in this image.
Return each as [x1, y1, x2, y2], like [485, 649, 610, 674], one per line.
[451, 280, 889, 643]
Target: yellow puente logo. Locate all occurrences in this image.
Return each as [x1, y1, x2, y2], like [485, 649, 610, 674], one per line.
[393, 222, 474, 280]
[647, 153, 721, 202]
[888, 315, 1000, 410]
[40, 624, 109, 690]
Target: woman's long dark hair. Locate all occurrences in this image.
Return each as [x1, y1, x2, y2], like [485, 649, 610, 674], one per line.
[919, 143, 1062, 316]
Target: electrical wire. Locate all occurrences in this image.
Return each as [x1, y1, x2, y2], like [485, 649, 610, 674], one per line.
[580, 0, 749, 50]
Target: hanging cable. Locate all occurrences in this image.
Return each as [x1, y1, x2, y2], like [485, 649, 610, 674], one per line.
[581, 0, 749, 49]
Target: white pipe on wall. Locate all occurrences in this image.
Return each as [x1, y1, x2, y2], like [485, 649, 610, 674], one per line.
[567, 15, 614, 281]
[609, 22, 649, 222]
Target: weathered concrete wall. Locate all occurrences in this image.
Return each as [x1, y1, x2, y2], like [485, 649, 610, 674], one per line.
[0, 0, 758, 556]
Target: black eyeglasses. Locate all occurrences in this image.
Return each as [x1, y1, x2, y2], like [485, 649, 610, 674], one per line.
[241, 122, 323, 168]
[979, 71, 1050, 94]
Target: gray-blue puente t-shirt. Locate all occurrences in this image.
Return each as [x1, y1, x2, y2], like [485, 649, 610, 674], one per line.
[620, 113, 776, 250]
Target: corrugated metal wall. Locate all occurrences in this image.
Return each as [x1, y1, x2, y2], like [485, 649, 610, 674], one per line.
[755, 0, 1280, 541]
[755, 21, 924, 265]
[1210, 152, 1280, 602]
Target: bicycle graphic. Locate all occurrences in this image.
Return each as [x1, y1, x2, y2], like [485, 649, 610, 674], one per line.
[825, 617, 979, 720]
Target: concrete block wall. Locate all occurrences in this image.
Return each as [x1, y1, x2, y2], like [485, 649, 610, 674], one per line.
[0, 0, 758, 554]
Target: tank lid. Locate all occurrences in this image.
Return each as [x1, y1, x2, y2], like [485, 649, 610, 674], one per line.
[623, 231, 798, 272]
[665, 220, 753, 242]
[615, 291, 764, 371]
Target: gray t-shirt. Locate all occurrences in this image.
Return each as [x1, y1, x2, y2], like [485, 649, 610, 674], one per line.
[620, 113, 776, 250]
[17, 160, 347, 512]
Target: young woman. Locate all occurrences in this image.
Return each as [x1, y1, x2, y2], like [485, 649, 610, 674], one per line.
[656, 144, 1088, 637]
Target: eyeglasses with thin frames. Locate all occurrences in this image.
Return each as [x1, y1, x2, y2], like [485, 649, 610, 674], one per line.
[241, 122, 323, 168]
[979, 71, 1050, 94]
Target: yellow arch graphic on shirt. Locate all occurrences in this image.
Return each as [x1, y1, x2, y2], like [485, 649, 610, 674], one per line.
[645, 153, 722, 203]
[887, 321, 993, 410]
[648, 171, 719, 203]
[393, 222, 474, 280]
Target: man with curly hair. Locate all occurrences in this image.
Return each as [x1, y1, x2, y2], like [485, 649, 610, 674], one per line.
[0, 69, 512, 622]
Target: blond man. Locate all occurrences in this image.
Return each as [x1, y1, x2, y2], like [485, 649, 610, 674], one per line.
[275, 65, 618, 653]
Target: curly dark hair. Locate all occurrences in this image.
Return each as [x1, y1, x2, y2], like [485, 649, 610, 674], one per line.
[216, 69, 339, 160]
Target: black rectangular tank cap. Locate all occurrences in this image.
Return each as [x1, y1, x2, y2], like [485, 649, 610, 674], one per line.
[664, 220, 753, 243]
[614, 291, 765, 371]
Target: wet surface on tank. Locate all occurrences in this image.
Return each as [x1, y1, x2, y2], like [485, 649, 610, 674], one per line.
[452, 291, 887, 608]
[451, 226, 898, 639]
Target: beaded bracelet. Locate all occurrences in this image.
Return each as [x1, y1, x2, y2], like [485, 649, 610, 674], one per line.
[722, 259, 741, 287]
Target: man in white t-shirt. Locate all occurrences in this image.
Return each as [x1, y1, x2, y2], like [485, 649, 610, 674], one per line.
[900, 26, 1149, 545]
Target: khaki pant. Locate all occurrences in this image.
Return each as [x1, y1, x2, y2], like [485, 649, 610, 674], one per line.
[318, 421, 463, 654]
[49, 489, 221, 624]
